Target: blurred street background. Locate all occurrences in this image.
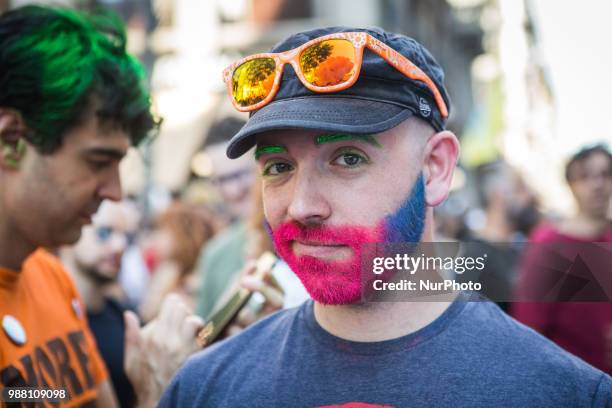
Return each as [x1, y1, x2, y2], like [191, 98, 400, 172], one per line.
[2, 0, 610, 221]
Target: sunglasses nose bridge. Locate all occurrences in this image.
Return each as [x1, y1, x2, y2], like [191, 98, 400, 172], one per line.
[276, 53, 302, 82]
[279, 48, 299, 63]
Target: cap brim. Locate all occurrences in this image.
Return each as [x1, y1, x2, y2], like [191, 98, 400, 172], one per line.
[226, 96, 414, 158]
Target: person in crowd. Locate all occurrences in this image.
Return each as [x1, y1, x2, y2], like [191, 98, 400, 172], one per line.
[160, 27, 611, 406]
[61, 200, 140, 407]
[433, 193, 470, 241]
[0, 6, 203, 406]
[194, 117, 258, 319]
[512, 143, 612, 375]
[140, 201, 219, 322]
[459, 160, 541, 311]
[116, 196, 152, 311]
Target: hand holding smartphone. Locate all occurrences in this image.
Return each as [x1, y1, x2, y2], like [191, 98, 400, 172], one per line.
[196, 252, 278, 347]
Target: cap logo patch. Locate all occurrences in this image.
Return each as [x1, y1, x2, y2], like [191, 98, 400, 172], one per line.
[419, 97, 431, 117]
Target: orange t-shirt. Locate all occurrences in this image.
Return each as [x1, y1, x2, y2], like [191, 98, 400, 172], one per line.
[0, 249, 109, 407]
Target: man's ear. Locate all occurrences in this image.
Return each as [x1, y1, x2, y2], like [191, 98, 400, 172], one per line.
[422, 130, 459, 207]
[0, 108, 28, 169]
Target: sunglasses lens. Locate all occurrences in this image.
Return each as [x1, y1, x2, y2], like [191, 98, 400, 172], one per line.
[299, 39, 356, 87]
[232, 58, 276, 107]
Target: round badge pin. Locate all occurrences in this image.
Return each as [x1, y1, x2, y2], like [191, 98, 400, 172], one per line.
[71, 298, 83, 319]
[2, 315, 27, 346]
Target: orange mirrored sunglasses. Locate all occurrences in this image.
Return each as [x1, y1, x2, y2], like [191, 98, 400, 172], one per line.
[222, 32, 448, 118]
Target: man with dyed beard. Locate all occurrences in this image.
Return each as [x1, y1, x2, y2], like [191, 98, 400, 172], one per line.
[159, 27, 611, 407]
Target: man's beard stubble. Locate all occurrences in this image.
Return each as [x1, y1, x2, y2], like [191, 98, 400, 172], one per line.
[75, 257, 118, 286]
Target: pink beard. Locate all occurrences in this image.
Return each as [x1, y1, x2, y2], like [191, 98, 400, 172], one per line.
[272, 221, 386, 305]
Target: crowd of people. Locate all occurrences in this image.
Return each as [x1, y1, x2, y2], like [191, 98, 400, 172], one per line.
[0, 4, 611, 407]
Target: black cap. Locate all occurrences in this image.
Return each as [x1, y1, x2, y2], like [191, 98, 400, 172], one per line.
[226, 26, 451, 159]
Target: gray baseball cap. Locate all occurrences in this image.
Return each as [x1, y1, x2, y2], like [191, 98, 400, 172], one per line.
[226, 26, 451, 159]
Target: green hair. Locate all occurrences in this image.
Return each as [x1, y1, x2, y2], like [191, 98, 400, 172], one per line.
[0, 5, 159, 153]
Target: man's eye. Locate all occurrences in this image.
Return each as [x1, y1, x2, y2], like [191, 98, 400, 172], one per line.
[89, 160, 112, 170]
[332, 152, 367, 167]
[263, 162, 293, 176]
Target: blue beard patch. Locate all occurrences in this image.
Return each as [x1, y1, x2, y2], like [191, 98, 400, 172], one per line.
[383, 172, 426, 244]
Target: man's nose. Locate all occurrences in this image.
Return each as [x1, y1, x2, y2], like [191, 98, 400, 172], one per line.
[108, 232, 128, 252]
[98, 169, 123, 202]
[287, 169, 331, 226]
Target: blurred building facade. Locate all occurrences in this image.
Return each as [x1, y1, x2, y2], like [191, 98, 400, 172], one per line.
[5, 0, 610, 217]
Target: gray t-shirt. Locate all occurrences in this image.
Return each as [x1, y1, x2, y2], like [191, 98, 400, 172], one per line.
[160, 295, 612, 407]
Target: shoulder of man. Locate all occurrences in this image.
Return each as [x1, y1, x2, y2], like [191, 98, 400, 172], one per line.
[592, 374, 612, 407]
[526, 221, 560, 242]
[195, 221, 247, 278]
[159, 305, 301, 405]
[26, 248, 66, 271]
[202, 222, 247, 257]
[462, 300, 609, 399]
[3, 249, 110, 403]
[25, 248, 78, 297]
[189, 304, 299, 370]
[195, 222, 249, 318]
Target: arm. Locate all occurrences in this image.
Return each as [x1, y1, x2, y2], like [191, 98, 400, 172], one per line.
[96, 379, 119, 408]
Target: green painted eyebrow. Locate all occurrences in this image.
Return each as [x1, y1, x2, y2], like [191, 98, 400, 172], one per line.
[254, 145, 288, 160]
[315, 133, 381, 147]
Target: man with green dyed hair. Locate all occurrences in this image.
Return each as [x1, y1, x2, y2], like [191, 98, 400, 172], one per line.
[0, 5, 202, 407]
[0, 5, 155, 154]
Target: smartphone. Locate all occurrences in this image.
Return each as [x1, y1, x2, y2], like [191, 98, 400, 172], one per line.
[196, 251, 277, 347]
